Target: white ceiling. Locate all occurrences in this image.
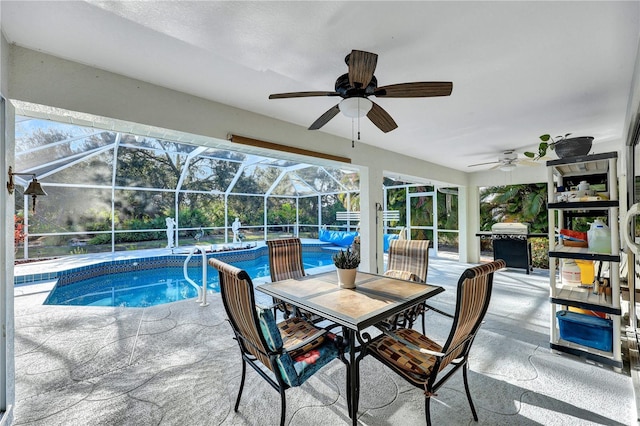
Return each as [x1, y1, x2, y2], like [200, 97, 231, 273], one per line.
[2, 1, 639, 172]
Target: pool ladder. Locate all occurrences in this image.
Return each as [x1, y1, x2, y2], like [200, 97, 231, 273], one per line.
[183, 245, 210, 307]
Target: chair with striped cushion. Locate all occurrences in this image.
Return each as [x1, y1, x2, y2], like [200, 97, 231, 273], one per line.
[267, 238, 306, 282]
[266, 238, 319, 321]
[385, 238, 430, 282]
[368, 260, 505, 426]
[208, 257, 343, 426]
[383, 239, 431, 332]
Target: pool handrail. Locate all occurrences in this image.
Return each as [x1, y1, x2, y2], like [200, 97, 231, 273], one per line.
[183, 245, 210, 307]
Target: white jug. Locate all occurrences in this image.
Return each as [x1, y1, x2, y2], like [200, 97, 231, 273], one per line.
[561, 259, 581, 286]
[587, 219, 611, 253]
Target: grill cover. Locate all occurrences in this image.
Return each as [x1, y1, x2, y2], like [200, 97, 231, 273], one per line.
[491, 222, 529, 235]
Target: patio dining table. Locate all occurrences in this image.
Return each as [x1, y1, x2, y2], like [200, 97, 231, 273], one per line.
[257, 270, 444, 425]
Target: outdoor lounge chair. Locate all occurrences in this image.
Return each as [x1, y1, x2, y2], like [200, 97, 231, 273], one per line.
[383, 239, 431, 332]
[368, 259, 506, 426]
[208, 257, 343, 426]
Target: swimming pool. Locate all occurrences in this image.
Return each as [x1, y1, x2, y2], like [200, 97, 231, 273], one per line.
[44, 250, 336, 308]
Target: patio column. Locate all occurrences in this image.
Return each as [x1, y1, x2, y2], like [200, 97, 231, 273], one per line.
[358, 166, 384, 274]
[459, 185, 480, 263]
[0, 94, 16, 423]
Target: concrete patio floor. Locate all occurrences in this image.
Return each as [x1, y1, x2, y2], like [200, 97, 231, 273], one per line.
[13, 256, 637, 425]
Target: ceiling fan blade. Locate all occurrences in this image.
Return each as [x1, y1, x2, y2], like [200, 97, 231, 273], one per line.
[348, 50, 378, 88]
[269, 91, 339, 99]
[517, 159, 542, 167]
[308, 104, 340, 130]
[468, 160, 500, 167]
[375, 82, 453, 98]
[367, 101, 398, 133]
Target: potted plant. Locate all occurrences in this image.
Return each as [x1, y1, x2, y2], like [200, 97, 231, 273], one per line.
[524, 133, 593, 160]
[333, 248, 360, 289]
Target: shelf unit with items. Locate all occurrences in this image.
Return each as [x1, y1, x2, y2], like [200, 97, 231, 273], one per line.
[546, 151, 621, 369]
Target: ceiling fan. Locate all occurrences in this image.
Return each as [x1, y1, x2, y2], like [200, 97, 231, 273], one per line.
[468, 150, 538, 171]
[268, 50, 453, 133]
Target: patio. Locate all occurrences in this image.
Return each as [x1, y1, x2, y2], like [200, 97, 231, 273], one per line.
[13, 256, 635, 425]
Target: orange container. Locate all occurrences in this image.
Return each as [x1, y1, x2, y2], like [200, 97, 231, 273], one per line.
[568, 306, 607, 319]
[559, 229, 588, 248]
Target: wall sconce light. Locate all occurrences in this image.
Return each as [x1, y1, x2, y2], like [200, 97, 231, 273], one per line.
[7, 166, 47, 213]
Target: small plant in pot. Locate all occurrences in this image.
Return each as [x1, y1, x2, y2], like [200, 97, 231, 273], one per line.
[524, 133, 593, 160]
[333, 248, 360, 289]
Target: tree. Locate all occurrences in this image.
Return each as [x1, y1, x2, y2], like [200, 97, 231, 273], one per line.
[479, 183, 547, 232]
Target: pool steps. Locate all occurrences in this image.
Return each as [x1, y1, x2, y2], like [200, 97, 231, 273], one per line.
[182, 246, 210, 306]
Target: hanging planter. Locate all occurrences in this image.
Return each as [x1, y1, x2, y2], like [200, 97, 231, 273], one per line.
[553, 136, 593, 158]
[524, 133, 593, 160]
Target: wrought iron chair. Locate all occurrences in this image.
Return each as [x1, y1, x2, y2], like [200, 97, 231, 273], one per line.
[383, 239, 431, 332]
[368, 260, 506, 426]
[209, 257, 343, 426]
[266, 238, 320, 322]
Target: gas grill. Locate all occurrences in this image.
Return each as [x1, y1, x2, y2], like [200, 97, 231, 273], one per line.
[476, 223, 547, 274]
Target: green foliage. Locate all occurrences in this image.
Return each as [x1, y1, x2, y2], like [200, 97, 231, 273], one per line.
[479, 184, 550, 268]
[524, 133, 573, 160]
[530, 238, 549, 269]
[178, 208, 209, 229]
[480, 184, 548, 233]
[267, 200, 296, 224]
[332, 248, 360, 269]
[321, 194, 349, 226]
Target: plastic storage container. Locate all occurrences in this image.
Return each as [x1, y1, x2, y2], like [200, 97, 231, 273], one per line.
[575, 260, 594, 284]
[587, 219, 611, 253]
[561, 259, 581, 286]
[556, 310, 612, 351]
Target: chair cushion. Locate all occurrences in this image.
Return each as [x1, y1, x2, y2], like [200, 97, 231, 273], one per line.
[370, 328, 442, 384]
[257, 307, 340, 387]
[257, 307, 326, 353]
[319, 229, 358, 247]
[256, 305, 284, 351]
[383, 233, 400, 252]
[279, 316, 326, 358]
[286, 339, 340, 386]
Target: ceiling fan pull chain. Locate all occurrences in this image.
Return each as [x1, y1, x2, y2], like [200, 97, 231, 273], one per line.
[352, 118, 355, 148]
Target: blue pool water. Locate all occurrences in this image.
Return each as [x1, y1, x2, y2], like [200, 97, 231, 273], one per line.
[44, 251, 335, 308]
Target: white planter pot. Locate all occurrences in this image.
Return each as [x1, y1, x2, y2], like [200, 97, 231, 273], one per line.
[336, 268, 357, 289]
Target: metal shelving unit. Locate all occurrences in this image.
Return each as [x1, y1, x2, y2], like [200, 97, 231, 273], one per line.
[547, 152, 622, 369]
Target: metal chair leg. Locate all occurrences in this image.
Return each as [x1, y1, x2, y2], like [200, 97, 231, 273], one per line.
[425, 394, 432, 426]
[279, 387, 287, 426]
[235, 359, 247, 412]
[462, 363, 479, 421]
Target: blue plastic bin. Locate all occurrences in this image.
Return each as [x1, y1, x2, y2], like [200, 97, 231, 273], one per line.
[556, 310, 612, 352]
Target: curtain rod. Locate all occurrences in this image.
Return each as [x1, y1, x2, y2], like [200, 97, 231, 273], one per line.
[228, 134, 351, 164]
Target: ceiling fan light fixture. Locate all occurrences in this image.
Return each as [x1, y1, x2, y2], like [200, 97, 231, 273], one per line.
[499, 163, 517, 172]
[339, 97, 372, 118]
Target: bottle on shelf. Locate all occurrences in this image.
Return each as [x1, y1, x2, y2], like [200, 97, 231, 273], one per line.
[587, 219, 611, 254]
[561, 259, 581, 286]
